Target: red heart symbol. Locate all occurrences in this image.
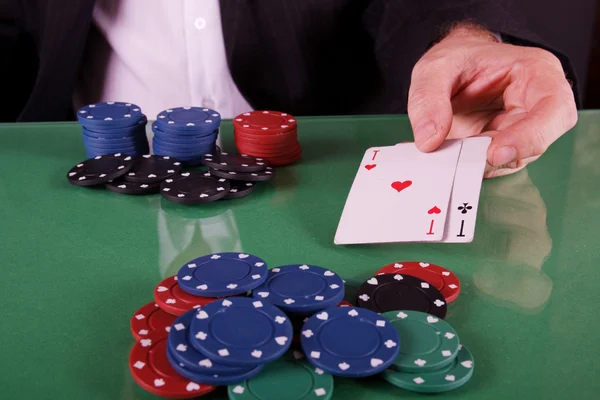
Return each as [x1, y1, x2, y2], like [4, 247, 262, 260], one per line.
[391, 180, 412, 192]
[364, 164, 376, 170]
[428, 206, 441, 214]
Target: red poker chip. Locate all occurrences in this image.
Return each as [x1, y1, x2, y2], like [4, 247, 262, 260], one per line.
[129, 333, 216, 398]
[237, 141, 301, 154]
[233, 110, 297, 134]
[235, 136, 299, 149]
[234, 133, 299, 147]
[236, 146, 301, 159]
[376, 261, 460, 303]
[236, 142, 299, 154]
[154, 275, 219, 316]
[130, 302, 178, 340]
[338, 300, 353, 307]
[234, 126, 298, 138]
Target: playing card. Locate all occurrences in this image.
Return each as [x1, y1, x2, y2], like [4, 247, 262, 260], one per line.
[334, 140, 463, 245]
[441, 136, 491, 243]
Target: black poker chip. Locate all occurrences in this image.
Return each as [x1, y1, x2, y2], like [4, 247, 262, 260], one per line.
[224, 180, 256, 199]
[209, 166, 275, 182]
[66, 153, 135, 187]
[160, 172, 231, 204]
[200, 151, 268, 172]
[356, 274, 447, 319]
[124, 155, 182, 183]
[105, 179, 161, 195]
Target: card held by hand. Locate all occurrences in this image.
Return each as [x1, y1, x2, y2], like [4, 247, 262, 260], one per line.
[334, 140, 463, 245]
[440, 136, 491, 243]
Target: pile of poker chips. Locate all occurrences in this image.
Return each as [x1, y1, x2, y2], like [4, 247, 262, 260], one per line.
[161, 151, 275, 205]
[76, 101, 149, 158]
[233, 111, 302, 166]
[65, 150, 273, 201]
[350, 261, 474, 394]
[128, 254, 474, 399]
[152, 107, 221, 166]
[129, 252, 337, 399]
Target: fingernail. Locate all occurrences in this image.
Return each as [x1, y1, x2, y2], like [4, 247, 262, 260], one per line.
[492, 146, 517, 166]
[414, 120, 437, 145]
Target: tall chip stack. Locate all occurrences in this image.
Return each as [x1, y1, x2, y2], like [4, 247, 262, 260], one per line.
[233, 110, 301, 166]
[152, 106, 221, 166]
[77, 101, 149, 158]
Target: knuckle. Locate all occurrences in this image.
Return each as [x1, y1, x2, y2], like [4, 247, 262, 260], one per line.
[412, 53, 449, 78]
[529, 47, 563, 70]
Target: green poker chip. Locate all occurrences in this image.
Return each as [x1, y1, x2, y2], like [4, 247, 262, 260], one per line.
[382, 310, 460, 373]
[382, 344, 474, 393]
[228, 351, 334, 400]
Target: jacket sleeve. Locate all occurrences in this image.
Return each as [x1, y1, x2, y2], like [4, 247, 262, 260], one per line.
[362, 0, 580, 111]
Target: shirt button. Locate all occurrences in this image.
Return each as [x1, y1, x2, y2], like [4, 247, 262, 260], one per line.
[194, 17, 207, 30]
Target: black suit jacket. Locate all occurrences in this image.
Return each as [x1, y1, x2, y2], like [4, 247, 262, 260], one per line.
[0, 0, 578, 122]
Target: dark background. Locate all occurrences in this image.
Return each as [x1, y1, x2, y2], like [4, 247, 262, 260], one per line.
[520, 0, 599, 107]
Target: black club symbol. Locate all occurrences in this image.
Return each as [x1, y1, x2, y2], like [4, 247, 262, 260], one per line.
[458, 203, 472, 214]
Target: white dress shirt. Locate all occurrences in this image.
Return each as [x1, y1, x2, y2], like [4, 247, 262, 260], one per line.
[74, 0, 252, 119]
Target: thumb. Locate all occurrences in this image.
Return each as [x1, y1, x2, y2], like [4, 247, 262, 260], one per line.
[407, 58, 456, 152]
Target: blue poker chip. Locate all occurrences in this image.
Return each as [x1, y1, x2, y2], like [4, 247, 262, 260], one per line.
[300, 306, 400, 378]
[168, 310, 248, 374]
[77, 102, 144, 128]
[83, 135, 148, 149]
[152, 140, 216, 155]
[153, 127, 219, 145]
[83, 115, 148, 136]
[167, 345, 264, 386]
[252, 265, 345, 314]
[177, 252, 268, 297]
[82, 126, 146, 141]
[189, 297, 293, 366]
[84, 141, 144, 152]
[156, 107, 221, 133]
[153, 133, 218, 147]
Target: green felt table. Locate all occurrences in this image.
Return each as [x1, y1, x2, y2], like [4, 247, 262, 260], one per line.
[1, 112, 599, 400]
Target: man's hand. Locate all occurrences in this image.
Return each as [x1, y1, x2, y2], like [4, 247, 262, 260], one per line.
[407, 23, 578, 178]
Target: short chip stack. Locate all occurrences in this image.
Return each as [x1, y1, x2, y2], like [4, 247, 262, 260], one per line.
[152, 107, 221, 166]
[233, 111, 301, 166]
[380, 310, 474, 394]
[76, 101, 149, 158]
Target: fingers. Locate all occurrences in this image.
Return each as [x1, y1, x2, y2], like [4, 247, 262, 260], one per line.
[486, 55, 578, 167]
[407, 57, 457, 152]
[486, 93, 577, 167]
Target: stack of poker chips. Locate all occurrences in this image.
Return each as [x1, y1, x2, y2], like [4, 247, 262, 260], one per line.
[233, 110, 302, 166]
[152, 106, 221, 166]
[77, 101, 149, 158]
